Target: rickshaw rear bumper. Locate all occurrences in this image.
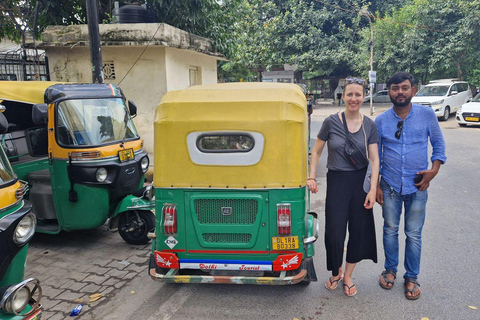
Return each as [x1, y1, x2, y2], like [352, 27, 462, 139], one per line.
[148, 254, 310, 285]
[148, 267, 307, 285]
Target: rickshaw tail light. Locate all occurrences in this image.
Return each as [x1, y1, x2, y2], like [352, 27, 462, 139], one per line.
[277, 204, 291, 235]
[163, 204, 177, 235]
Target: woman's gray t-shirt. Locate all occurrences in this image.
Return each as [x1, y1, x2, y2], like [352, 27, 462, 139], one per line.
[318, 113, 379, 171]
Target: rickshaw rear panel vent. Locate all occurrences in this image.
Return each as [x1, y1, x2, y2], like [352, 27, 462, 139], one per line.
[194, 199, 258, 224]
[202, 233, 252, 243]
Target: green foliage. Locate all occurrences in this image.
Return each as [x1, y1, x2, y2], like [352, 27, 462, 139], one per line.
[355, 0, 480, 84]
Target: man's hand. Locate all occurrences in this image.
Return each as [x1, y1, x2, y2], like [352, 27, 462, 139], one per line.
[376, 185, 384, 205]
[415, 160, 441, 191]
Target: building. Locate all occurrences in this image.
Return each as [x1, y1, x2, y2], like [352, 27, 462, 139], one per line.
[27, 23, 226, 155]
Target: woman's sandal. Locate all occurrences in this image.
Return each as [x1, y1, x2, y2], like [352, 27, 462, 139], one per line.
[343, 283, 357, 297]
[379, 269, 396, 290]
[404, 278, 421, 300]
[325, 276, 342, 291]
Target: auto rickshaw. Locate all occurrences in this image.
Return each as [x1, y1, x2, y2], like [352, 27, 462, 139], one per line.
[0, 111, 42, 319]
[0, 81, 154, 245]
[148, 82, 319, 285]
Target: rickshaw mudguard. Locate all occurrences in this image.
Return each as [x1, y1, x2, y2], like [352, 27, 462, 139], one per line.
[148, 255, 308, 285]
[0, 306, 42, 320]
[304, 212, 318, 258]
[112, 195, 153, 218]
[0, 245, 28, 286]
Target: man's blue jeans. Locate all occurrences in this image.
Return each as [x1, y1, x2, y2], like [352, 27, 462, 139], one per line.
[380, 178, 428, 279]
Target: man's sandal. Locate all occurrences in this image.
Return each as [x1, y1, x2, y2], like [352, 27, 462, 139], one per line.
[404, 278, 421, 300]
[325, 276, 342, 291]
[379, 269, 396, 290]
[343, 283, 357, 297]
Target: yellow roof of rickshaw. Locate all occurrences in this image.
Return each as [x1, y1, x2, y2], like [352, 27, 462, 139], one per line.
[0, 81, 62, 104]
[154, 82, 309, 189]
[160, 82, 307, 107]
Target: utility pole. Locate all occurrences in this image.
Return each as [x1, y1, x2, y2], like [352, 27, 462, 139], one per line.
[86, 0, 104, 83]
[361, 9, 374, 115]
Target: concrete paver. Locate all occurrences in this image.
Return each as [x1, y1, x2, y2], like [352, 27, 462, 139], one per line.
[25, 227, 150, 319]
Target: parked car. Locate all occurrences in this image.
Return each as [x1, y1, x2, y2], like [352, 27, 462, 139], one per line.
[412, 79, 472, 121]
[364, 90, 389, 103]
[456, 93, 480, 126]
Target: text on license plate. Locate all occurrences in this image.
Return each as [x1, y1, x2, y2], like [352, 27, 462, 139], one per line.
[272, 236, 299, 250]
[465, 116, 479, 122]
[118, 148, 134, 162]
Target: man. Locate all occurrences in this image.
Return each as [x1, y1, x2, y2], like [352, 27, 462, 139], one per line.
[375, 72, 446, 300]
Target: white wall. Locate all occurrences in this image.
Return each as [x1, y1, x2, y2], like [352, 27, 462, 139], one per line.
[164, 47, 218, 91]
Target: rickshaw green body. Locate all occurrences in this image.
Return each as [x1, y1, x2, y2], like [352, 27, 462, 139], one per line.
[149, 83, 318, 285]
[0, 81, 153, 244]
[0, 136, 42, 318]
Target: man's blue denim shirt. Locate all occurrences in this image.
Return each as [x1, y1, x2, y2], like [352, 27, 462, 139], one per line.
[375, 104, 447, 195]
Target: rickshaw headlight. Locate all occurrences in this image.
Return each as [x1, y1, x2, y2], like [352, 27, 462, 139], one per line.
[140, 156, 149, 173]
[10, 287, 29, 313]
[0, 278, 42, 316]
[96, 167, 108, 182]
[14, 213, 36, 245]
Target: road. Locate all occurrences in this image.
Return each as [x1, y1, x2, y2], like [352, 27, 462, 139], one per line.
[26, 102, 480, 320]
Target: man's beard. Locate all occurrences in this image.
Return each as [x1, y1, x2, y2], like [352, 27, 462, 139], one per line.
[390, 94, 412, 107]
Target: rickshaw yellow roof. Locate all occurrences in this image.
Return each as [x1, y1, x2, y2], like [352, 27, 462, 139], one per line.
[0, 81, 62, 104]
[154, 82, 309, 189]
[160, 82, 307, 107]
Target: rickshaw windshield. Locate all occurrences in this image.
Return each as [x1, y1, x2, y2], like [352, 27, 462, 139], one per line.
[0, 145, 15, 184]
[56, 98, 139, 147]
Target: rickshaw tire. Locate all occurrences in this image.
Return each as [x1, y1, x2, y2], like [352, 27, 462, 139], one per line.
[118, 210, 155, 245]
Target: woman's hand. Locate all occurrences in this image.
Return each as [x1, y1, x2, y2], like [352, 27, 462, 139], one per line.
[364, 189, 376, 209]
[307, 179, 319, 194]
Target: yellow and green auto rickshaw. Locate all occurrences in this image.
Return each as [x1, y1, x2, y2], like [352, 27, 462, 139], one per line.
[0, 81, 154, 245]
[148, 82, 319, 285]
[0, 111, 42, 319]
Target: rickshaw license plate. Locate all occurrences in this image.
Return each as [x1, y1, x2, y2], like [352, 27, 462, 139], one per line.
[465, 116, 479, 122]
[272, 236, 299, 250]
[118, 148, 134, 162]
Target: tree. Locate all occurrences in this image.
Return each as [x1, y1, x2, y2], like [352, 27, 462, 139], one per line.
[354, 0, 480, 84]
[1, 0, 241, 58]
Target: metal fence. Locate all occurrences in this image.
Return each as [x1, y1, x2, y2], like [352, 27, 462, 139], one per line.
[0, 49, 49, 81]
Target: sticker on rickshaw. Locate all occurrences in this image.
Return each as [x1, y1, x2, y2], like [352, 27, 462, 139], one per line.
[165, 236, 178, 249]
[118, 148, 134, 162]
[272, 236, 299, 250]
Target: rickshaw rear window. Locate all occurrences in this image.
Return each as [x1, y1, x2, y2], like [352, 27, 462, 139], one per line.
[197, 134, 254, 153]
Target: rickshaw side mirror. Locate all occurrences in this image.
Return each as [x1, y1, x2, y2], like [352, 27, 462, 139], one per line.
[128, 100, 137, 118]
[25, 127, 48, 156]
[32, 103, 49, 125]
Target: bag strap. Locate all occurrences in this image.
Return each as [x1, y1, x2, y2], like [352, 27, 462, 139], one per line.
[342, 112, 369, 159]
[341, 112, 350, 137]
[361, 115, 368, 158]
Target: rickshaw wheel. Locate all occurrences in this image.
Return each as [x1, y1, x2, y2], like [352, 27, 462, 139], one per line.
[118, 210, 155, 245]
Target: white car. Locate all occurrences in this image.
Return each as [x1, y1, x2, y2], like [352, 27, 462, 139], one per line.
[364, 90, 389, 103]
[456, 94, 480, 126]
[412, 79, 472, 121]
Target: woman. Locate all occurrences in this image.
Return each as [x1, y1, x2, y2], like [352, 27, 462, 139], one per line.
[307, 77, 380, 296]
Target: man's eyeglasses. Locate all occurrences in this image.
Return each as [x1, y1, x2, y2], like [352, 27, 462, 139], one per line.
[346, 77, 364, 85]
[395, 120, 404, 139]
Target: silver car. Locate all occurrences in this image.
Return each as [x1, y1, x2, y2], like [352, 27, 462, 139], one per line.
[364, 90, 390, 103]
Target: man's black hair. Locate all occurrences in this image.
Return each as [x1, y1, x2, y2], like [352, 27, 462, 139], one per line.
[387, 72, 415, 88]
